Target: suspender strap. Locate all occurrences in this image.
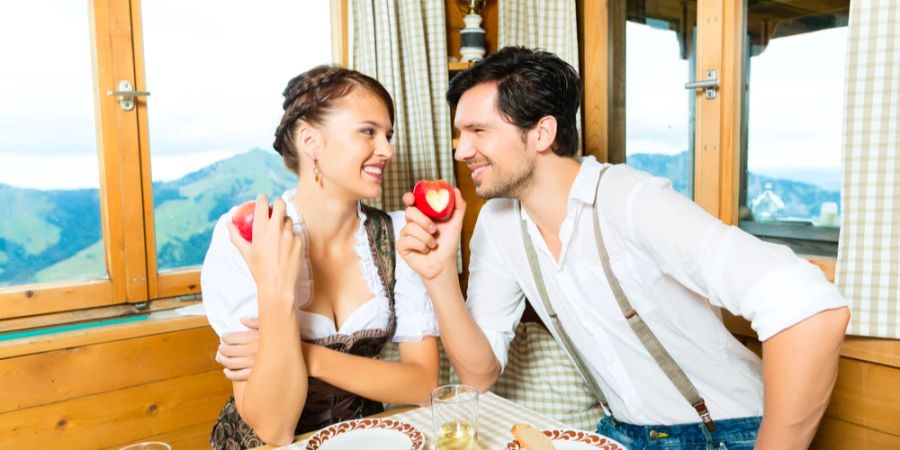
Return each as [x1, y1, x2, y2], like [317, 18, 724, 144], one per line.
[519, 166, 716, 432]
[519, 211, 612, 416]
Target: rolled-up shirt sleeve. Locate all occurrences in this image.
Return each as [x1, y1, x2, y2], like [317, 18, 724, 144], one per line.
[465, 201, 527, 371]
[613, 170, 847, 342]
[388, 211, 440, 342]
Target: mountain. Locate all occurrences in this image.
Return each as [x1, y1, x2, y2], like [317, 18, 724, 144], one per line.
[0, 149, 296, 286]
[0, 149, 841, 286]
[627, 151, 841, 220]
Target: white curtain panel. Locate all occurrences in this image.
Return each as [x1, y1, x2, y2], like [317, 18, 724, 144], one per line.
[836, 0, 900, 338]
[351, 0, 454, 211]
[498, 0, 582, 154]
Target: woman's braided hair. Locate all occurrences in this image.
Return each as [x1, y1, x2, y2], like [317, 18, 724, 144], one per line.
[273, 65, 395, 174]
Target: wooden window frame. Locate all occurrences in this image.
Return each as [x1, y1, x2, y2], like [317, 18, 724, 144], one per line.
[0, 0, 347, 328]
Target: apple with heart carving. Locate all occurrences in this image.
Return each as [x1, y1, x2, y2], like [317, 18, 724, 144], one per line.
[413, 180, 455, 222]
[232, 201, 273, 242]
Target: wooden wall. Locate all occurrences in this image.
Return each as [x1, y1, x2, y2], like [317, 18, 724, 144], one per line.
[0, 316, 230, 449]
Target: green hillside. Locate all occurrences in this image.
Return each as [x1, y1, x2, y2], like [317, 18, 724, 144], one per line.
[1, 149, 295, 286]
[1, 149, 839, 286]
[627, 151, 841, 220]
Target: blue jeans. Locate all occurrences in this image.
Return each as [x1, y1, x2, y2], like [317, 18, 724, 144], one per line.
[596, 416, 761, 450]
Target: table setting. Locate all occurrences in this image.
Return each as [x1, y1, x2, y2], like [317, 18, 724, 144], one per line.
[276, 385, 626, 450]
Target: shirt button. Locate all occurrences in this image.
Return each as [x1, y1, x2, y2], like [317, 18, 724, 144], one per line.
[607, 357, 615, 364]
[634, 409, 642, 417]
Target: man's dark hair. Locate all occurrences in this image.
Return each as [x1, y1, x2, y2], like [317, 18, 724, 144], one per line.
[447, 46, 581, 157]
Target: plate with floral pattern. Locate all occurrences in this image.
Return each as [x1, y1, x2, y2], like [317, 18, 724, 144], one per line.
[304, 418, 424, 450]
[505, 429, 626, 450]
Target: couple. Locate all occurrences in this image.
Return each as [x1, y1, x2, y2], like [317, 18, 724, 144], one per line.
[201, 47, 849, 450]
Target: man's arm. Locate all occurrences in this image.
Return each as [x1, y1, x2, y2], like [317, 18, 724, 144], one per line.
[618, 171, 850, 445]
[419, 267, 502, 392]
[757, 306, 849, 450]
[396, 189, 510, 392]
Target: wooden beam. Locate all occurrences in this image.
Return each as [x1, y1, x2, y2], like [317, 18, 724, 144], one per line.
[0, 316, 210, 359]
[0, 280, 115, 320]
[156, 268, 201, 299]
[0, 296, 199, 334]
[580, 0, 609, 162]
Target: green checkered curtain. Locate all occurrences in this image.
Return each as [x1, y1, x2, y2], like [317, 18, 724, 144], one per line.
[350, 0, 453, 211]
[836, 0, 900, 339]
[497, 0, 581, 154]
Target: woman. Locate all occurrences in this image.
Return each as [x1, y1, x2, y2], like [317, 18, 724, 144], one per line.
[201, 65, 441, 449]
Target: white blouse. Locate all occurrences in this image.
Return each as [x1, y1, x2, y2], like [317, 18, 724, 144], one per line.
[201, 190, 440, 343]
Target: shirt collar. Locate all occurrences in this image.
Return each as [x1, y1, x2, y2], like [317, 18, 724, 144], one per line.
[570, 155, 604, 206]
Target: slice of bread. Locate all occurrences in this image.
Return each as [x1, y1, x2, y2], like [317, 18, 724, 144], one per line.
[511, 423, 554, 450]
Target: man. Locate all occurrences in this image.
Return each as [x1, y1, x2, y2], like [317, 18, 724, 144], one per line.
[396, 46, 849, 450]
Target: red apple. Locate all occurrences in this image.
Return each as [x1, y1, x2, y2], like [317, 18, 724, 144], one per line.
[231, 201, 273, 242]
[413, 180, 455, 222]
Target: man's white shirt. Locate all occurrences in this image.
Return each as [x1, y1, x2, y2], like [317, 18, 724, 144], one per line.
[466, 156, 847, 425]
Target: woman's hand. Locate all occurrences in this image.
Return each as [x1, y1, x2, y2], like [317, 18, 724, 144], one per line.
[227, 195, 304, 305]
[397, 188, 465, 280]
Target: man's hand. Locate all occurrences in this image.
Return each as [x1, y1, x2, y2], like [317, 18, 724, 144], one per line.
[397, 188, 465, 280]
[216, 318, 259, 381]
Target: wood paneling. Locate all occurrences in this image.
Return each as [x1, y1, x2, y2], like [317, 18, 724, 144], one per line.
[0, 318, 227, 449]
[0, 370, 230, 450]
[812, 417, 900, 450]
[455, 160, 486, 289]
[825, 358, 900, 435]
[0, 327, 220, 413]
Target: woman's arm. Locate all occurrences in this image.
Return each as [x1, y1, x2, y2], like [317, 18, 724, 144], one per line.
[305, 337, 440, 406]
[227, 196, 309, 445]
[217, 332, 440, 407]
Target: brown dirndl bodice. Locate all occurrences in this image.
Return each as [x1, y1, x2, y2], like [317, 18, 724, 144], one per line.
[210, 206, 397, 450]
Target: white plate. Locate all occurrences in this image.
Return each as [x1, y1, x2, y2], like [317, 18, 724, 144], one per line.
[505, 429, 627, 450]
[304, 418, 424, 450]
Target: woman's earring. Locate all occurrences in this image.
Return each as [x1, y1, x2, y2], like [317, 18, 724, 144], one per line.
[313, 157, 322, 183]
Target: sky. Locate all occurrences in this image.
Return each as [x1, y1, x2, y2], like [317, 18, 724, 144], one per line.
[626, 21, 847, 171]
[0, 1, 332, 190]
[0, 4, 846, 190]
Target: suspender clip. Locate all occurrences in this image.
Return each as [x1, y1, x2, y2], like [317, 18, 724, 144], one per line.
[600, 402, 614, 419]
[692, 400, 716, 432]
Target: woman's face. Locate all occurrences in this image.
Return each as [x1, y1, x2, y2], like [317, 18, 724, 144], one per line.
[317, 88, 394, 201]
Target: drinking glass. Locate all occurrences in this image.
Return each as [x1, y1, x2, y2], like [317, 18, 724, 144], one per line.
[117, 442, 171, 450]
[431, 384, 479, 450]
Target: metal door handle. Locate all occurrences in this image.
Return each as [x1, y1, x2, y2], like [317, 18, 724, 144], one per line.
[106, 80, 150, 111]
[684, 70, 719, 99]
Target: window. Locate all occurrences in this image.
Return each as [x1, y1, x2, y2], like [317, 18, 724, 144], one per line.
[0, 2, 105, 288]
[141, 0, 330, 274]
[625, 1, 697, 198]
[738, 1, 849, 256]
[0, 0, 340, 323]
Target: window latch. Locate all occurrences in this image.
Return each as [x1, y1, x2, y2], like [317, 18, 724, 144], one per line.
[684, 70, 719, 100]
[106, 80, 150, 111]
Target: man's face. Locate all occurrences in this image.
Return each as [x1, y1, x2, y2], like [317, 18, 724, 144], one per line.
[453, 82, 535, 199]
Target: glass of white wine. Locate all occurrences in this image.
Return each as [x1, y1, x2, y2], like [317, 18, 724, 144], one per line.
[431, 384, 479, 450]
